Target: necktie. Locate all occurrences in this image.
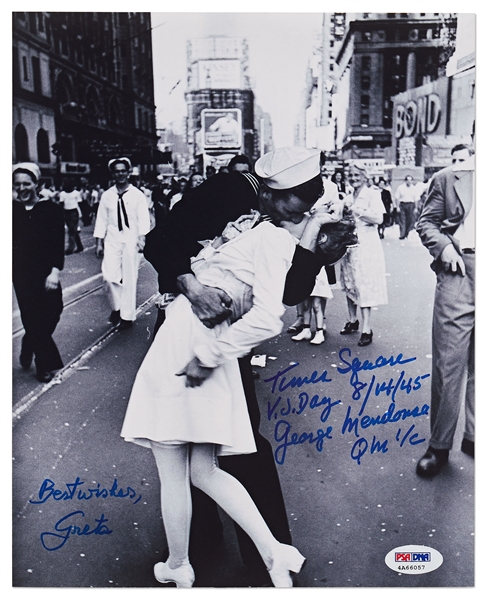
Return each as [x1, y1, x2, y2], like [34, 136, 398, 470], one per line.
[117, 191, 130, 231]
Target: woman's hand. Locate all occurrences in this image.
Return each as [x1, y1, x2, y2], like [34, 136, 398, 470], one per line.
[95, 239, 104, 258]
[45, 268, 60, 290]
[177, 356, 214, 388]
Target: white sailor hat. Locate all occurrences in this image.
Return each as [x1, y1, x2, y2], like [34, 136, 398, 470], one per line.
[254, 147, 321, 190]
[12, 162, 41, 182]
[108, 157, 132, 171]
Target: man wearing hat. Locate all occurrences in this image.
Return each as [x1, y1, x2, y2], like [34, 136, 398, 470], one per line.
[94, 158, 151, 329]
[144, 147, 333, 583]
[13, 162, 65, 382]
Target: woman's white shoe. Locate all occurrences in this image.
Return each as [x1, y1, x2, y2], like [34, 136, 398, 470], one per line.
[267, 544, 306, 587]
[310, 329, 325, 345]
[154, 561, 195, 588]
[292, 328, 312, 342]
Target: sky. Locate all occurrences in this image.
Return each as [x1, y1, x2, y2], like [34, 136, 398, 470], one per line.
[150, 12, 323, 148]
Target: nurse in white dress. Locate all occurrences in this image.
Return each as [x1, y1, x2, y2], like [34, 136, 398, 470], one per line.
[121, 147, 338, 588]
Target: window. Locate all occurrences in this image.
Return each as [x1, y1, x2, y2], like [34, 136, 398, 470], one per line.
[362, 56, 371, 71]
[361, 95, 370, 109]
[22, 56, 29, 81]
[360, 113, 370, 126]
[37, 13, 45, 32]
[28, 13, 37, 33]
[37, 129, 50, 163]
[387, 13, 396, 18]
[60, 32, 68, 56]
[363, 31, 372, 41]
[361, 75, 370, 90]
[32, 56, 41, 93]
[15, 124, 30, 162]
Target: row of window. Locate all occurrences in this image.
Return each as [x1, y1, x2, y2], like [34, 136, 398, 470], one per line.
[14, 124, 51, 164]
[15, 13, 152, 92]
[359, 27, 443, 43]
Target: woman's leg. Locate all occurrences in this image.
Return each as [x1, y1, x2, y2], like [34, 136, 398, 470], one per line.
[361, 306, 371, 333]
[287, 300, 306, 331]
[310, 297, 326, 345]
[190, 444, 304, 586]
[291, 299, 312, 341]
[150, 442, 192, 569]
[312, 297, 327, 330]
[346, 296, 358, 323]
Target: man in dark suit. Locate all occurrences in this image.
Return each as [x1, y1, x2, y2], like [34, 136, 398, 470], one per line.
[415, 148, 475, 477]
[144, 151, 327, 583]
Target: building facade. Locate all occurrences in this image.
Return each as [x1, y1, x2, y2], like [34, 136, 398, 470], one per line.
[13, 12, 158, 185]
[390, 13, 474, 175]
[298, 13, 457, 172]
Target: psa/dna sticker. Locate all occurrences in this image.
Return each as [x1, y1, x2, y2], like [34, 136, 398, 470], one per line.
[385, 545, 443, 574]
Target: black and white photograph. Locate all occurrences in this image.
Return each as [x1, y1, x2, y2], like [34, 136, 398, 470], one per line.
[10, 4, 481, 593]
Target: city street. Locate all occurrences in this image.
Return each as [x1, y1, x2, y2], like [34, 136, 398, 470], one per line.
[12, 223, 474, 588]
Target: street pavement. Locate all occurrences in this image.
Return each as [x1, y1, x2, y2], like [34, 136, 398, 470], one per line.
[12, 223, 475, 589]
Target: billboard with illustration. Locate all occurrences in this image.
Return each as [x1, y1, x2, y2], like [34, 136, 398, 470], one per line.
[202, 108, 242, 150]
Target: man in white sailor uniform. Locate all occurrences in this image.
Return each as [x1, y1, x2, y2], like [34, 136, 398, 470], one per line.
[94, 157, 151, 329]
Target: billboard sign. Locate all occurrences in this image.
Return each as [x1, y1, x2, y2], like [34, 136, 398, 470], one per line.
[197, 59, 242, 89]
[202, 108, 242, 150]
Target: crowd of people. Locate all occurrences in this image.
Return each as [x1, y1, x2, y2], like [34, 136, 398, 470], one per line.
[12, 142, 474, 587]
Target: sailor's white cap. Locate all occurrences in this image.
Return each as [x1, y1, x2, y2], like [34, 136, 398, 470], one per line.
[108, 157, 132, 171]
[13, 162, 41, 182]
[255, 147, 321, 190]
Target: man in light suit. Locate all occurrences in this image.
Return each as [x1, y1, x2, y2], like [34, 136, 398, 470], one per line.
[415, 148, 475, 477]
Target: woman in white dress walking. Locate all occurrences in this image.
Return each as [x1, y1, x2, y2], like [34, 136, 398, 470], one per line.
[339, 162, 388, 346]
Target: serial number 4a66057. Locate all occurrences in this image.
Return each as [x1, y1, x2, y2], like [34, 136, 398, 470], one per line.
[397, 564, 426, 570]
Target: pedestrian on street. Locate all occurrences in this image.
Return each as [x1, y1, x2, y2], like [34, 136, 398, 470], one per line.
[395, 174, 418, 239]
[59, 178, 84, 254]
[377, 178, 393, 239]
[90, 183, 104, 217]
[415, 148, 475, 477]
[142, 149, 328, 585]
[94, 157, 151, 329]
[121, 147, 343, 588]
[78, 177, 93, 226]
[228, 154, 253, 173]
[339, 162, 388, 347]
[13, 162, 65, 383]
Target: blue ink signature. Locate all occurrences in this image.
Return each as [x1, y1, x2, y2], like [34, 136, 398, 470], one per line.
[263, 363, 332, 394]
[267, 392, 342, 423]
[337, 348, 417, 375]
[341, 401, 430, 438]
[350, 424, 426, 465]
[40, 510, 113, 551]
[274, 419, 333, 465]
[30, 477, 142, 505]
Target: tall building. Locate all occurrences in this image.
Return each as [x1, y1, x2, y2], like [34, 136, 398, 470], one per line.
[185, 36, 259, 172]
[309, 13, 457, 169]
[13, 12, 158, 184]
[390, 13, 474, 175]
